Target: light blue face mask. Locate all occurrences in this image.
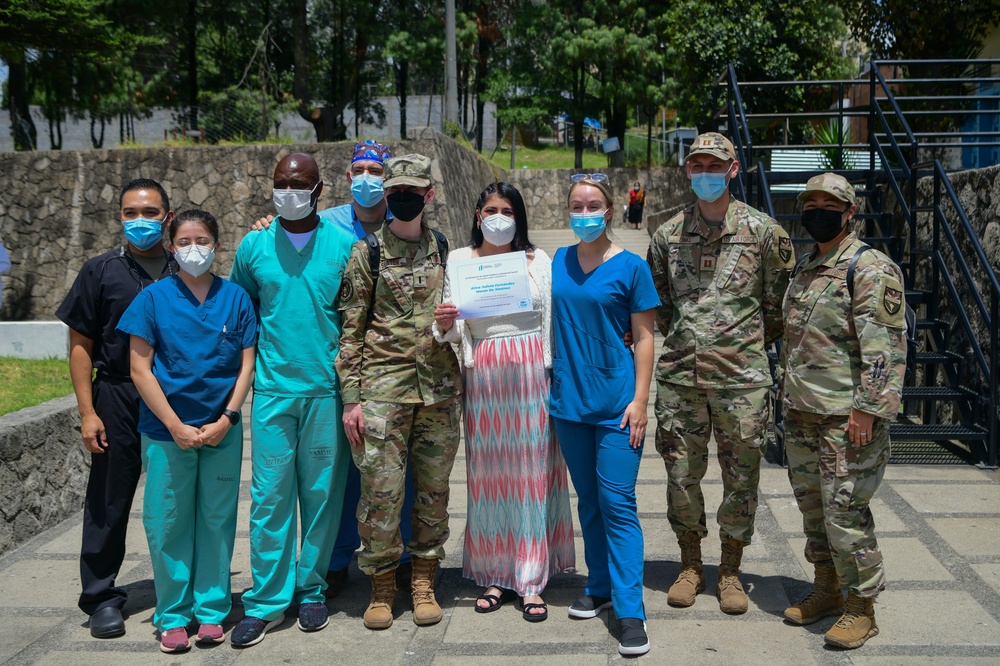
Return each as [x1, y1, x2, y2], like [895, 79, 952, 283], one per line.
[569, 211, 607, 243]
[350, 173, 385, 209]
[691, 172, 729, 203]
[123, 218, 165, 251]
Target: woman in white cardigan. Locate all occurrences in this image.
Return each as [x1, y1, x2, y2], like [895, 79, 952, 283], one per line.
[434, 182, 574, 623]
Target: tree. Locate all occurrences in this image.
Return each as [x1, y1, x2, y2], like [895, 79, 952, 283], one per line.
[662, 0, 851, 131]
[0, 0, 128, 149]
[837, 0, 1000, 60]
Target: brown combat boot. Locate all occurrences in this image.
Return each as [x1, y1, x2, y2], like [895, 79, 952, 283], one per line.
[410, 557, 442, 626]
[667, 533, 705, 607]
[717, 538, 748, 614]
[363, 570, 397, 630]
[824, 592, 879, 649]
[784, 564, 844, 625]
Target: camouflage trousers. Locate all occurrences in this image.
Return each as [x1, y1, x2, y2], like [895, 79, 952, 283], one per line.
[783, 408, 889, 597]
[655, 382, 770, 545]
[353, 398, 461, 576]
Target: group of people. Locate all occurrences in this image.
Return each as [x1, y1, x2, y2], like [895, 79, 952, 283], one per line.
[56, 132, 905, 657]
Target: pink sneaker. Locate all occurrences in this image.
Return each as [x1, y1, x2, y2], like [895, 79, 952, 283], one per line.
[196, 623, 225, 644]
[159, 627, 191, 653]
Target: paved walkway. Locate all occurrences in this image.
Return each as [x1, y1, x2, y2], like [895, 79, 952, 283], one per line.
[2, 226, 1000, 664]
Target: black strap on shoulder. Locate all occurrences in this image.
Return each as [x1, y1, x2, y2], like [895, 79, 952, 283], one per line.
[363, 229, 449, 322]
[846, 244, 872, 300]
[790, 251, 811, 280]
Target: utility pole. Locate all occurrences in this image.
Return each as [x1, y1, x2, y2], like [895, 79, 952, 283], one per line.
[445, 0, 458, 127]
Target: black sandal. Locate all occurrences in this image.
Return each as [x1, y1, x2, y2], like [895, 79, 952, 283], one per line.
[521, 601, 548, 622]
[474, 587, 517, 614]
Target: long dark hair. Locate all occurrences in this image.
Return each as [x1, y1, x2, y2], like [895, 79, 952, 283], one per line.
[470, 181, 534, 252]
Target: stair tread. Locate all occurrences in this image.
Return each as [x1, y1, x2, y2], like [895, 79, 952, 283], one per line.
[890, 422, 988, 441]
[902, 385, 974, 399]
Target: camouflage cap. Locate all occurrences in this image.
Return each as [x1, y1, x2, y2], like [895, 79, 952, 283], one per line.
[686, 132, 736, 162]
[384, 154, 432, 188]
[797, 172, 856, 205]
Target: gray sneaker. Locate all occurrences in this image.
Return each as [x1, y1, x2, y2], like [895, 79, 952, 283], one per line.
[231, 616, 282, 648]
[568, 595, 613, 619]
[618, 618, 650, 656]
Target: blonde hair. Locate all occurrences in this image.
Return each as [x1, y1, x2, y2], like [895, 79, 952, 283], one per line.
[567, 177, 614, 209]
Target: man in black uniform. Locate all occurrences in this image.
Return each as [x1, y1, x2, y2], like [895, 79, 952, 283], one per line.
[56, 178, 176, 638]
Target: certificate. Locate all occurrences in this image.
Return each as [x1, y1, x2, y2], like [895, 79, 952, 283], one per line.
[449, 251, 533, 319]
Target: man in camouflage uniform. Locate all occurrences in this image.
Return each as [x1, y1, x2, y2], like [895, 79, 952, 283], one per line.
[647, 132, 794, 614]
[336, 153, 462, 631]
[780, 173, 906, 649]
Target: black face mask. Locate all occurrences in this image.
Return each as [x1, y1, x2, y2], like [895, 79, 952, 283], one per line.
[801, 208, 846, 243]
[386, 190, 426, 222]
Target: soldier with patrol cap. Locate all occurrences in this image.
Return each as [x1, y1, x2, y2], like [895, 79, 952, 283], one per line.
[780, 172, 906, 649]
[336, 153, 462, 631]
[647, 132, 795, 614]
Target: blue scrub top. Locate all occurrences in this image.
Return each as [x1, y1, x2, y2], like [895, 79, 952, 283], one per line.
[116, 275, 258, 440]
[550, 246, 660, 426]
[320, 204, 366, 240]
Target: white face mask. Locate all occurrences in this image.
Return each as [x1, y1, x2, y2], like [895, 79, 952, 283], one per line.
[273, 183, 318, 221]
[174, 244, 216, 278]
[480, 213, 516, 246]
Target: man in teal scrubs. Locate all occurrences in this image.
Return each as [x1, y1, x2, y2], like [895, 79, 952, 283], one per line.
[228, 153, 356, 647]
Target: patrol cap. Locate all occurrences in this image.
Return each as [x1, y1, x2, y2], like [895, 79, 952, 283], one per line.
[797, 172, 856, 205]
[384, 154, 432, 188]
[686, 132, 737, 162]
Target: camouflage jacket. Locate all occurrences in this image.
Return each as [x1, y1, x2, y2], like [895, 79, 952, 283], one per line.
[336, 221, 462, 405]
[647, 198, 794, 388]
[780, 232, 907, 419]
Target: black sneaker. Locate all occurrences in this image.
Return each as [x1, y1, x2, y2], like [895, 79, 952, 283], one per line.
[297, 602, 330, 632]
[618, 618, 650, 656]
[568, 595, 613, 619]
[231, 616, 282, 648]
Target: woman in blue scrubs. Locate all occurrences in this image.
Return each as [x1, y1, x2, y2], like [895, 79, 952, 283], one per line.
[118, 210, 257, 653]
[550, 175, 658, 657]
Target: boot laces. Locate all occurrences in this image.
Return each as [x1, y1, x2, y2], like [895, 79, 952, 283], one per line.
[718, 570, 743, 591]
[833, 596, 867, 628]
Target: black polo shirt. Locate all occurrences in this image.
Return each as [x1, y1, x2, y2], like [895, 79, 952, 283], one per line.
[56, 247, 177, 380]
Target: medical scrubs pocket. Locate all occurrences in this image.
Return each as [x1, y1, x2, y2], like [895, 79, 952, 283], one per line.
[551, 357, 632, 425]
[140, 426, 243, 631]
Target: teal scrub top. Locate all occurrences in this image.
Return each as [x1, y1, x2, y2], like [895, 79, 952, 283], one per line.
[229, 215, 357, 397]
[550, 246, 660, 426]
[116, 275, 258, 440]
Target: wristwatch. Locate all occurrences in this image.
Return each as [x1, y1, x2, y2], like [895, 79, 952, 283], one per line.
[222, 409, 241, 425]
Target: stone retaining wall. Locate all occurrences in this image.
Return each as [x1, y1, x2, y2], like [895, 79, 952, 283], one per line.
[0, 128, 500, 320]
[0, 396, 87, 554]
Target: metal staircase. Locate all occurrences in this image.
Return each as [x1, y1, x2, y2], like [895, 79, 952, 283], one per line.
[715, 60, 1000, 468]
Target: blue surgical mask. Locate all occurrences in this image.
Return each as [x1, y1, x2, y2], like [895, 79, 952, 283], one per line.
[691, 172, 729, 203]
[123, 218, 165, 251]
[569, 211, 607, 243]
[350, 173, 385, 209]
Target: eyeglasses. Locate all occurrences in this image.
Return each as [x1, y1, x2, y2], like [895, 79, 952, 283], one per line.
[570, 173, 608, 183]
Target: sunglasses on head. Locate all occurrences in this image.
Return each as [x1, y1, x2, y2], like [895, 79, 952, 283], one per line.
[570, 173, 608, 183]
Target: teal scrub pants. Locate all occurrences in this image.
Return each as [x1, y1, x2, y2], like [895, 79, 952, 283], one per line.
[140, 426, 243, 631]
[242, 394, 349, 621]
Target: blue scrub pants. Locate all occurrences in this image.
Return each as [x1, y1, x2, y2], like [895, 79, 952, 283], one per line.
[553, 417, 646, 620]
[243, 394, 349, 621]
[140, 426, 243, 631]
[328, 457, 415, 571]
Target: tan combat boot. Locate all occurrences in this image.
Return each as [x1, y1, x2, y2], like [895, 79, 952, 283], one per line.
[667, 533, 705, 607]
[411, 557, 442, 626]
[717, 538, 748, 614]
[363, 570, 397, 630]
[784, 564, 845, 625]
[824, 592, 879, 649]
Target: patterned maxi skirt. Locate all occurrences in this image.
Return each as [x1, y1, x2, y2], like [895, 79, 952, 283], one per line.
[462, 330, 576, 595]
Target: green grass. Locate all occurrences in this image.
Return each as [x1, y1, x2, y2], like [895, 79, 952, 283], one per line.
[486, 142, 609, 171]
[0, 358, 74, 417]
